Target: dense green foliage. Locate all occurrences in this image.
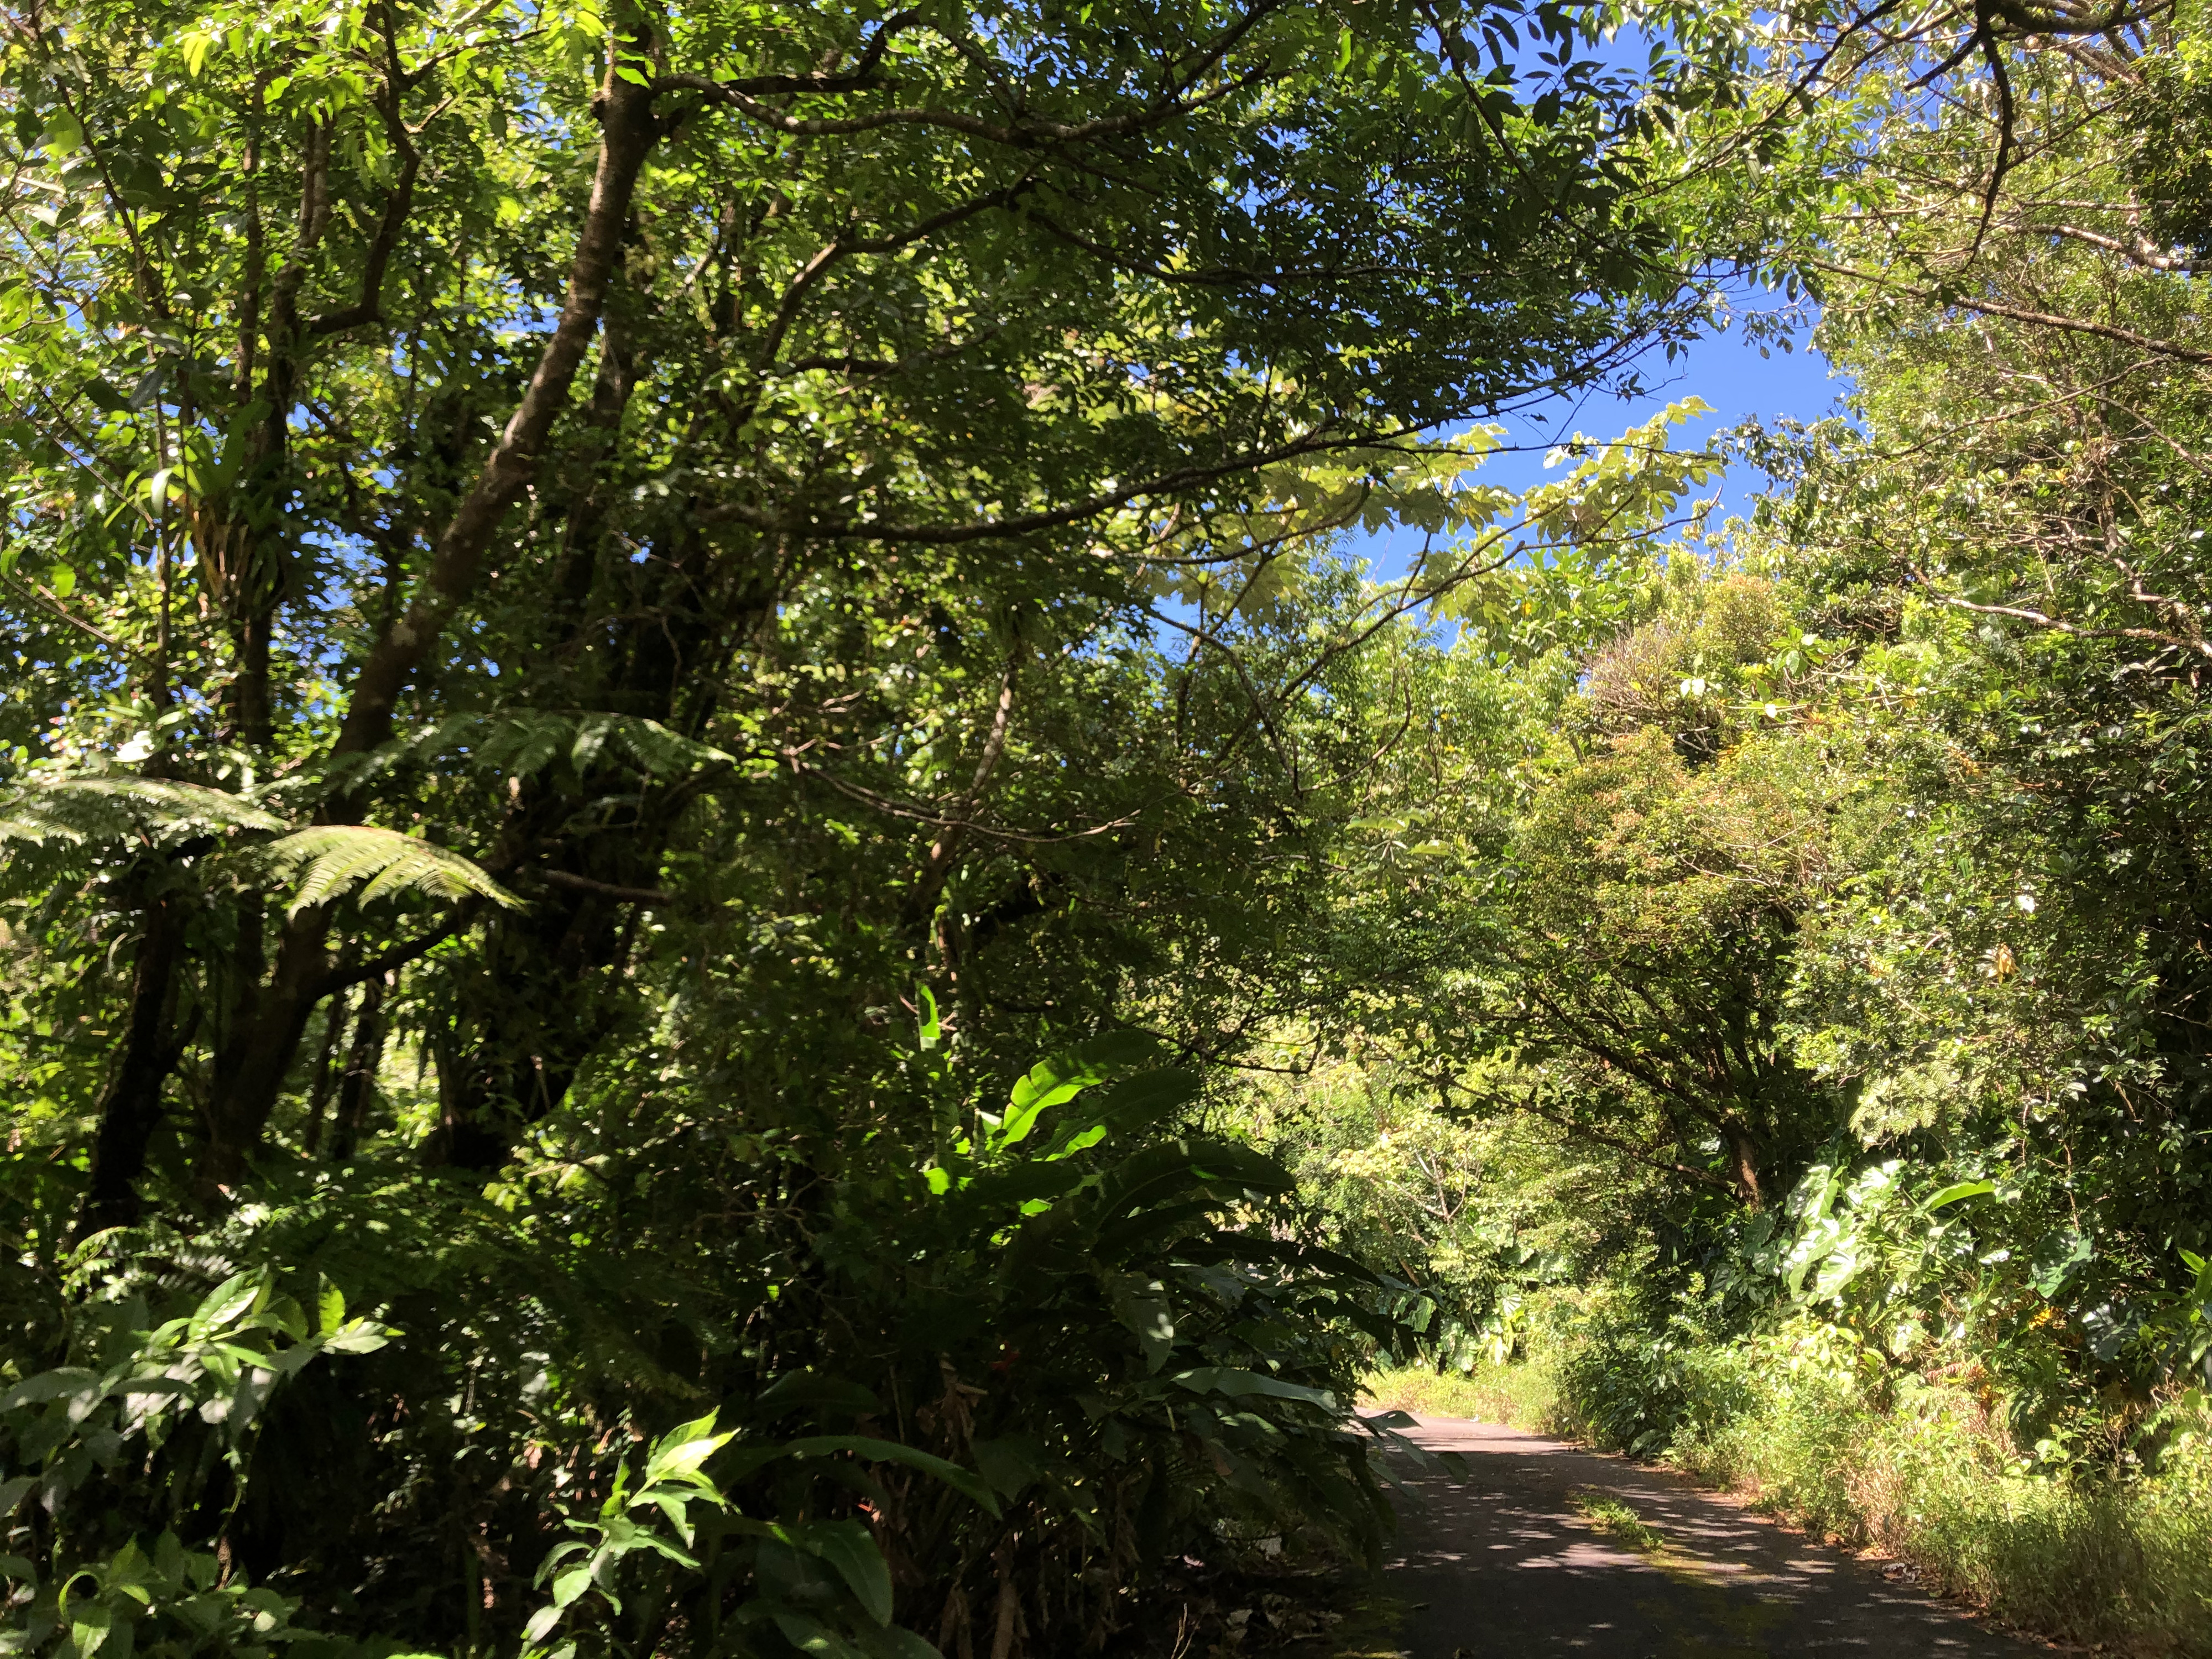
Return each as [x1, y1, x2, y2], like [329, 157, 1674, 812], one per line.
[11, 0, 2212, 1653]
[1251, 3, 2212, 1649]
[0, 0, 1741, 1654]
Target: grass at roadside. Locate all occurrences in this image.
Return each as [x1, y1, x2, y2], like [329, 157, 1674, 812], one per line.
[1658, 1359, 2212, 1658]
[1359, 1356, 1562, 1429]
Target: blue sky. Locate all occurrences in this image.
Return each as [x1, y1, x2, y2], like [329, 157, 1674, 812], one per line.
[1352, 311, 1850, 581]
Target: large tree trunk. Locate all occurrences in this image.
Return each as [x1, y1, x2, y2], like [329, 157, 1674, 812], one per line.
[301, 983, 352, 1157]
[426, 888, 626, 1171]
[1722, 1119, 1766, 1210]
[76, 896, 185, 1238]
[186, 57, 664, 1193]
[426, 521, 767, 1169]
[202, 915, 331, 1190]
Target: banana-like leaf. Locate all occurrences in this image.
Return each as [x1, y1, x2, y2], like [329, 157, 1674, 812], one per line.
[719, 1435, 999, 1516]
[1170, 1366, 1339, 1410]
[1923, 1178, 1995, 1212]
[261, 826, 521, 917]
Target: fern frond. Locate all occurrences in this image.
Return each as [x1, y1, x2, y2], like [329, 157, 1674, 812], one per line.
[406, 711, 733, 780]
[262, 826, 523, 919]
[572, 713, 734, 776]
[0, 774, 285, 849]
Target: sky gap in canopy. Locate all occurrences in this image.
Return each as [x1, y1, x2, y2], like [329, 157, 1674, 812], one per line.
[1344, 6, 1846, 587]
[1350, 299, 1845, 587]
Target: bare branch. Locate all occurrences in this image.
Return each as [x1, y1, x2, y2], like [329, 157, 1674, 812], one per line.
[1919, 580, 2212, 658]
[539, 869, 676, 906]
[318, 909, 471, 997]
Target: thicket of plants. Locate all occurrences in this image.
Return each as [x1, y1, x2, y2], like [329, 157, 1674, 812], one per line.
[8, 0, 2212, 1655]
[1264, 4, 2212, 1651]
[0, 0, 1745, 1653]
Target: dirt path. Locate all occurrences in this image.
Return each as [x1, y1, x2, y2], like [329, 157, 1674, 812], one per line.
[1365, 1415, 2041, 1658]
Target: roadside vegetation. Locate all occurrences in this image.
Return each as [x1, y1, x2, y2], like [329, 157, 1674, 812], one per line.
[1261, 7, 2212, 1650]
[4, 1, 2211, 1657]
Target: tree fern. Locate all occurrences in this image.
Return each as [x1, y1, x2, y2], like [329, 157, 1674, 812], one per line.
[404, 711, 734, 781]
[260, 826, 522, 919]
[0, 773, 284, 848]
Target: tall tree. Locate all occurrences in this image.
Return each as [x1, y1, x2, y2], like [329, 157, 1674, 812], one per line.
[0, 0, 1725, 1209]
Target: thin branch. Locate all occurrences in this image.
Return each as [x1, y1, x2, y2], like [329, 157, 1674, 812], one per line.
[0, 571, 131, 652]
[539, 868, 676, 905]
[750, 185, 1027, 372]
[317, 910, 470, 997]
[1803, 258, 2212, 367]
[918, 648, 1020, 907]
[2040, 222, 2199, 272]
[796, 761, 1140, 843]
[662, 9, 919, 102]
[775, 324, 1004, 379]
[307, 6, 420, 337]
[1918, 577, 2212, 658]
[1511, 1091, 1739, 1196]
[700, 431, 1368, 544]
[658, 4, 1277, 148]
[1969, 10, 2018, 255]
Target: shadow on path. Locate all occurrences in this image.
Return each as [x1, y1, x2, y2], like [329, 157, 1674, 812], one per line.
[1372, 1416, 2041, 1658]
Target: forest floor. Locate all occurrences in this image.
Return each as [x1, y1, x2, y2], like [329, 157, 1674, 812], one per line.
[1331, 1415, 2048, 1659]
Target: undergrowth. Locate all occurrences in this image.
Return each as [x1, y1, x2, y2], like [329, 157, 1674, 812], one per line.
[1640, 1332, 2212, 1658]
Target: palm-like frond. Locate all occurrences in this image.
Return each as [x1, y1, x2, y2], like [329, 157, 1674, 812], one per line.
[261, 826, 522, 918]
[0, 773, 285, 849]
[405, 711, 734, 780]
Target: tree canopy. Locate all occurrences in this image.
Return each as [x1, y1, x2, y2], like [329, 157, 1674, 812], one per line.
[6, 0, 2212, 1656]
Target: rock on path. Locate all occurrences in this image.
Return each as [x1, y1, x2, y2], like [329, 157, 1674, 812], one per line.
[1370, 1415, 2041, 1658]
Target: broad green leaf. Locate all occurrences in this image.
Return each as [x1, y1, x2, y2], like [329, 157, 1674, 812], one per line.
[784, 1520, 893, 1626]
[968, 1434, 1047, 1500]
[190, 1272, 262, 1338]
[522, 1604, 566, 1646]
[770, 1613, 868, 1659]
[69, 1601, 111, 1658]
[642, 1411, 732, 1483]
[856, 1627, 943, 1659]
[1923, 1180, 1994, 1211]
[1105, 1275, 1176, 1372]
[758, 1371, 883, 1420]
[1170, 1368, 1338, 1411]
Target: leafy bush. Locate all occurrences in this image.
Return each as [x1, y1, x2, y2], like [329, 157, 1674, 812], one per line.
[1, 1267, 397, 1658]
[3, 1048, 1433, 1658]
